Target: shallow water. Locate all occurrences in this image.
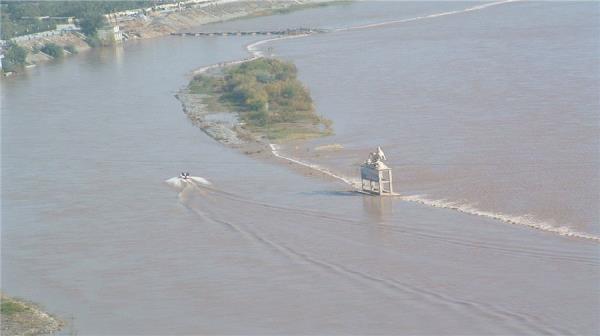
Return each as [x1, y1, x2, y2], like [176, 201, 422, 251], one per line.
[2, 2, 599, 334]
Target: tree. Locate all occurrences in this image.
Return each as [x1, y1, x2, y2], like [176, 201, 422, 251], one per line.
[3, 42, 28, 72]
[245, 89, 268, 112]
[79, 13, 104, 36]
[41, 43, 64, 58]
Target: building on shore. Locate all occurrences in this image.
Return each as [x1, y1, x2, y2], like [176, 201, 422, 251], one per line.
[97, 25, 124, 45]
[55, 24, 80, 33]
[20, 16, 75, 24]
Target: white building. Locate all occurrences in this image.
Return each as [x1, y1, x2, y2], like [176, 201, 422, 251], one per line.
[97, 25, 123, 44]
[55, 24, 79, 32]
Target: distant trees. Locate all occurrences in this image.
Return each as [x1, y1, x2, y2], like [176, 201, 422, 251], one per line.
[0, 5, 55, 40]
[0, 1, 161, 39]
[41, 43, 64, 58]
[79, 13, 105, 37]
[2, 42, 28, 72]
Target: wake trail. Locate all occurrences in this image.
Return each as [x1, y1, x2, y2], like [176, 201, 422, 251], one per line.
[166, 174, 599, 265]
[224, 174, 599, 264]
[169, 180, 572, 335]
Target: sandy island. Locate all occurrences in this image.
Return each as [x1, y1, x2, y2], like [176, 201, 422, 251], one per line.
[174, 56, 356, 184]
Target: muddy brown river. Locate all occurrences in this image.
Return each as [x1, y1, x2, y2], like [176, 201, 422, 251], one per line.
[2, 2, 598, 334]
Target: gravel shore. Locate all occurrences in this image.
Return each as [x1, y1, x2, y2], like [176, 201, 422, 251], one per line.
[1, 294, 64, 336]
[176, 89, 270, 157]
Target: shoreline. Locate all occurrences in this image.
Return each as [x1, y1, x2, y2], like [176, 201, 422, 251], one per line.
[0, 293, 64, 336]
[2, 0, 338, 77]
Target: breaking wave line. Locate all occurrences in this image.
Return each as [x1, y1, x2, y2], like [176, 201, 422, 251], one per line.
[335, 0, 521, 32]
[190, 33, 311, 76]
[400, 195, 600, 242]
[269, 144, 600, 243]
[246, 33, 311, 57]
[270, 144, 360, 186]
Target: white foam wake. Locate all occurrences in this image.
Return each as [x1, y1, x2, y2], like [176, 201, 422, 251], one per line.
[269, 144, 361, 187]
[190, 34, 311, 78]
[400, 195, 600, 242]
[165, 176, 211, 191]
[335, 0, 520, 32]
[246, 33, 311, 57]
[268, 144, 600, 243]
[192, 55, 259, 76]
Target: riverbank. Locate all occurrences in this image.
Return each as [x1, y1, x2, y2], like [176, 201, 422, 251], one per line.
[116, 0, 336, 40]
[1, 293, 64, 336]
[2, 0, 337, 77]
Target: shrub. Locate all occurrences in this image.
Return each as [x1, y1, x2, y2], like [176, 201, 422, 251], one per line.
[84, 35, 101, 48]
[2, 42, 27, 72]
[31, 44, 42, 54]
[1, 300, 28, 316]
[189, 58, 331, 139]
[41, 43, 64, 58]
[79, 13, 105, 37]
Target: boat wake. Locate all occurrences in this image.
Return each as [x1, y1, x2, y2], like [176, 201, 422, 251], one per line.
[165, 176, 211, 191]
[169, 179, 581, 335]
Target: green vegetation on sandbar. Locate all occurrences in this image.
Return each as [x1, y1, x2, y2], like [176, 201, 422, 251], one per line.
[41, 43, 64, 59]
[1, 300, 29, 316]
[190, 58, 332, 141]
[1, 293, 64, 336]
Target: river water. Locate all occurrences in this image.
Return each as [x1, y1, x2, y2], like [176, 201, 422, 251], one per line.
[2, 1, 599, 335]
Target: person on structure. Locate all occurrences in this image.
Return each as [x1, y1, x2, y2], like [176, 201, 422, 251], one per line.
[366, 146, 387, 167]
[376, 146, 387, 161]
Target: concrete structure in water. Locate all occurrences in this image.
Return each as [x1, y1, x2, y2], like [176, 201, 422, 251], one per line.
[360, 147, 394, 195]
[97, 25, 123, 44]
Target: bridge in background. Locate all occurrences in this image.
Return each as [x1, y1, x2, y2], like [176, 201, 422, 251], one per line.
[171, 28, 326, 37]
